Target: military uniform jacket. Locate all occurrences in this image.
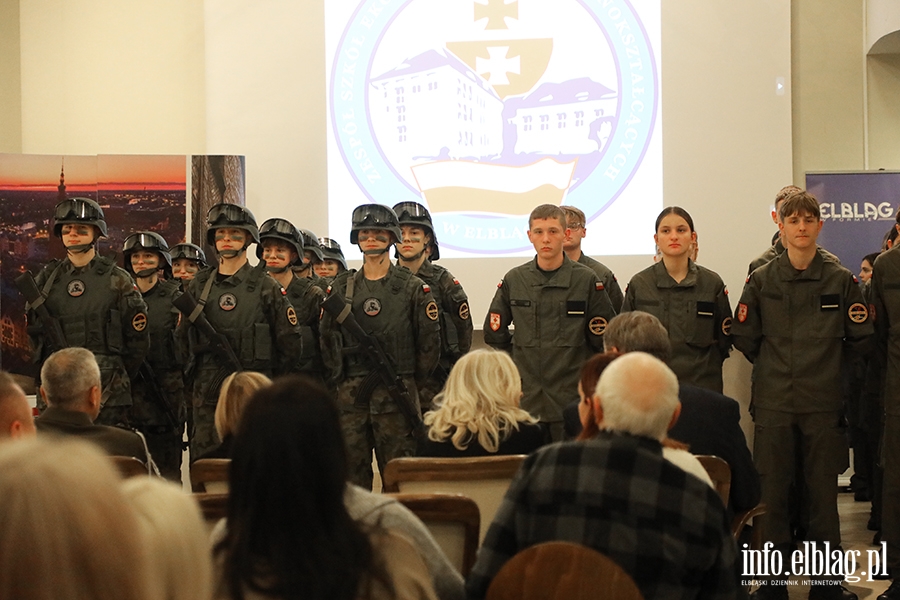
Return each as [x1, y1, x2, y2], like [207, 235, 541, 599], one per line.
[320, 264, 441, 389]
[621, 260, 732, 393]
[578, 253, 624, 313]
[182, 262, 302, 396]
[484, 256, 615, 422]
[413, 260, 473, 365]
[29, 256, 149, 408]
[733, 250, 873, 413]
[870, 247, 900, 415]
[132, 279, 184, 426]
[748, 238, 840, 275]
[285, 274, 326, 377]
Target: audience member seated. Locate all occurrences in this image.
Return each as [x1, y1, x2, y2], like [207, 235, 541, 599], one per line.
[575, 351, 713, 488]
[0, 371, 36, 440]
[122, 477, 213, 600]
[418, 349, 544, 457]
[0, 437, 150, 600]
[212, 375, 449, 600]
[197, 370, 271, 460]
[563, 311, 761, 514]
[35, 347, 154, 466]
[467, 352, 739, 600]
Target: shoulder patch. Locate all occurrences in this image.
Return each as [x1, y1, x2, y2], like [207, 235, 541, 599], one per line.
[281, 287, 287, 296]
[459, 302, 470, 320]
[497, 279, 503, 289]
[132, 312, 148, 332]
[737, 303, 748, 323]
[425, 300, 439, 321]
[326, 285, 333, 295]
[287, 306, 298, 326]
[453, 278, 460, 285]
[848, 303, 868, 324]
[852, 274, 859, 284]
[489, 312, 501, 331]
[722, 317, 733, 336]
[423, 284, 431, 294]
[724, 286, 729, 295]
[745, 275, 751, 284]
[595, 281, 605, 291]
[588, 316, 607, 336]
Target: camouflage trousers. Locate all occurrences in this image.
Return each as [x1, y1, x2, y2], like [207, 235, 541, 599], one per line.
[190, 404, 221, 460]
[338, 374, 419, 489]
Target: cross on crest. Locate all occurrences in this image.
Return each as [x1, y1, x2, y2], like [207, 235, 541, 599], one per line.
[475, 46, 521, 86]
[474, 0, 518, 30]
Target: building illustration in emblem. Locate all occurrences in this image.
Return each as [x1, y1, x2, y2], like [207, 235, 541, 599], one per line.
[369, 48, 505, 165]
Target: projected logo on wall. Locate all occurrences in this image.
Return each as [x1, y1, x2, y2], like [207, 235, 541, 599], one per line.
[329, 0, 659, 254]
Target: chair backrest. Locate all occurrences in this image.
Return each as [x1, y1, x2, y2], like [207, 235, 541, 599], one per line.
[485, 541, 644, 600]
[381, 455, 525, 542]
[111, 455, 149, 478]
[190, 458, 230, 493]
[387, 493, 480, 577]
[695, 454, 731, 506]
[193, 492, 229, 534]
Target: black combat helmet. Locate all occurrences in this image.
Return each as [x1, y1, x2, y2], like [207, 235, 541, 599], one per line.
[299, 229, 325, 264]
[123, 231, 172, 276]
[350, 204, 402, 245]
[393, 201, 439, 260]
[53, 197, 108, 238]
[205, 203, 260, 246]
[257, 218, 305, 266]
[318, 237, 348, 271]
[169, 243, 208, 269]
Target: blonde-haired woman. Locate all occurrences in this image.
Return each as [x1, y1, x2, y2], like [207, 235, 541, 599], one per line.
[198, 371, 272, 460]
[419, 349, 544, 457]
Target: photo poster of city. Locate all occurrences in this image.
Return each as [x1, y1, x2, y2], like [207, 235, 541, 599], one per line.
[0, 153, 188, 380]
[808, 171, 900, 272]
[325, 0, 662, 260]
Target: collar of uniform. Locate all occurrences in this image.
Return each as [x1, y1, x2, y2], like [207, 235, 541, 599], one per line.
[38, 405, 95, 428]
[527, 255, 574, 287]
[653, 258, 699, 288]
[215, 260, 253, 287]
[773, 237, 785, 254]
[417, 259, 435, 278]
[776, 246, 824, 280]
[62, 255, 101, 274]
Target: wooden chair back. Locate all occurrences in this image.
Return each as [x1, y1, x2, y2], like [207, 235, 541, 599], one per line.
[111, 455, 150, 478]
[387, 493, 480, 577]
[485, 541, 644, 600]
[190, 458, 230, 493]
[695, 454, 731, 506]
[193, 492, 229, 533]
[381, 455, 525, 542]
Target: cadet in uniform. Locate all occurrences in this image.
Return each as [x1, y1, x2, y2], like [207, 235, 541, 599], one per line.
[179, 203, 302, 457]
[392, 201, 472, 409]
[320, 204, 441, 488]
[560, 205, 624, 312]
[314, 237, 348, 281]
[621, 207, 732, 393]
[122, 231, 185, 480]
[257, 218, 326, 382]
[870, 232, 900, 600]
[733, 192, 872, 600]
[27, 197, 149, 427]
[291, 228, 328, 291]
[484, 204, 616, 442]
[169, 242, 207, 284]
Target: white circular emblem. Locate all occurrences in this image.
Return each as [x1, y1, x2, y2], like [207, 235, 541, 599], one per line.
[67, 280, 85, 297]
[219, 293, 237, 311]
[363, 297, 382, 316]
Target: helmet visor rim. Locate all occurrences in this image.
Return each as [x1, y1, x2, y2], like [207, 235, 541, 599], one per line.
[54, 199, 101, 222]
[123, 232, 167, 252]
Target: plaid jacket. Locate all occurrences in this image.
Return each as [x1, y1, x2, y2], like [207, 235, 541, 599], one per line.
[465, 431, 740, 600]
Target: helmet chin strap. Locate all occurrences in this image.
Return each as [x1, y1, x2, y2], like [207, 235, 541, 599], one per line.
[66, 243, 94, 254]
[217, 246, 247, 259]
[398, 247, 427, 262]
[362, 247, 391, 256]
[134, 268, 158, 278]
[265, 264, 292, 274]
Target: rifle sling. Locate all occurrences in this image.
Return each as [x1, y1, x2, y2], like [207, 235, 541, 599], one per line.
[189, 274, 216, 323]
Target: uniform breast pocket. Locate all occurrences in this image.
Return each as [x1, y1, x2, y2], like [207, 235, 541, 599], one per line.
[557, 300, 586, 347]
[759, 292, 785, 337]
[687, 300, 716, 347]
[510, 299, 536, 347]
[812, 293, 844, 338]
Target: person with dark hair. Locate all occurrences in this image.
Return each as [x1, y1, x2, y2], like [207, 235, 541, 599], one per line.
[212, 375, 446, 600]
[484, 203, 616, 441]
[621, 207, 732, 393]
[315, 237, 349, 281]
[734, 191, 872, 600]
[27, 197, 149, 426]
[861, 252, 880, 284]
[170, 243, 208, 284]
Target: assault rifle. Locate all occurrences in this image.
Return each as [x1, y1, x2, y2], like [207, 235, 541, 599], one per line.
[15, 271, 67, 353]
[136, 361, 181, 433]
[172, 291, 243, 374]
[321, 293, 426, 440]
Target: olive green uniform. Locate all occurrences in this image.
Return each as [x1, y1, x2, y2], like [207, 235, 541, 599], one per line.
[484, 256, 615, 437]
[320, 265, 441, 488]
[870, 247, 900, 576]
[577, 252, 624, 313]
[131, 278, 185, 481]
[621, 260, 732, 393]
[733, 250, 872, 580]
[285, 274, 327, 383]
[181, 262, 303, 457]
[28, 256, 150, 426]
[406, 259, 473, 410]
